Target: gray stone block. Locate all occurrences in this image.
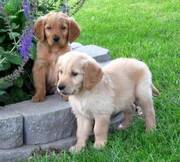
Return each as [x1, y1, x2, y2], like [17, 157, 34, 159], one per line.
[0, 145, 39, 162]
[40, 137, 76, 151]
[71, 42, 83, 49]
[0, 110, 23, 149]
[5, 95, 76, 145]
[75, 45, 111, 62]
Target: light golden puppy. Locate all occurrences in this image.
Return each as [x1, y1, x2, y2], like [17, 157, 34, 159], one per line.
[56, 51, 158, 153]
[32, 12, 80, 102]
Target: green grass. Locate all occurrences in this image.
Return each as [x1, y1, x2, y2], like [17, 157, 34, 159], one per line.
[28, 0, 180, 161]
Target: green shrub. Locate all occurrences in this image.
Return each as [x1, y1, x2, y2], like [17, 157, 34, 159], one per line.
[0, 0, 35, 105]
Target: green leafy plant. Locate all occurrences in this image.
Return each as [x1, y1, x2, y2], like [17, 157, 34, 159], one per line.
[0, 0, 35, 105]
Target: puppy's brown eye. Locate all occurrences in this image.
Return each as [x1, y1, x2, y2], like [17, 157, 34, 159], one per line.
[46, 26, 52, 30]
[71, 71, 78, 76]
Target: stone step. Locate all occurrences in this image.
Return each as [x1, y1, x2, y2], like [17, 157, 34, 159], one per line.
[71, 42, 111, 62]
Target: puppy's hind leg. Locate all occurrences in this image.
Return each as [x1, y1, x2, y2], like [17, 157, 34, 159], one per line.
[136, 81, 156, 131]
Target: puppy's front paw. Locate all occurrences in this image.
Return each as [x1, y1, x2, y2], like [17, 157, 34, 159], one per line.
[32, 94, 45, 102]
[69, 145, 84, 153]
[93, 140, 106, 150]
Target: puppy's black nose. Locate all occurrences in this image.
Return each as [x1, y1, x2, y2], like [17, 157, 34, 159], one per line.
[58, 84, 65, 91]
[53, 36, 60, 42]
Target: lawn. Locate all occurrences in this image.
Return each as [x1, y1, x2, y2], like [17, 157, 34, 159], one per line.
[28, 0, 180, 161]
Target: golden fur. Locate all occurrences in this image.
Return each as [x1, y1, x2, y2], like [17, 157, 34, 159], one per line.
[32, 12, 80, 102]
[56, 51, 158, 153]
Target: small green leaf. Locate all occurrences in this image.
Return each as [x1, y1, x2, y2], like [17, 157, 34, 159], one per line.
[0, 59, 11, 71]
[6, 53, 22, 65]
[0, 79, 13, 90]
[0, 90, 6, 96]
[0, 92, 12, 105]
[0, 29, 9, 32]
[9, 16, 17, 20]
[10, 87, 30, 102]
[14, 77, 23, 88]
[15, 10, 24, 15]
[1, 52, 22, 65]
[0, 47, 4, 52]
[11, 23, 20, 29]
[0, 35, 6, 44]
[9, 32, 20, 40]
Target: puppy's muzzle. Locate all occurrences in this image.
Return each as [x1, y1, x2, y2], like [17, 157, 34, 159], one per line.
[57, 84, 75, 96]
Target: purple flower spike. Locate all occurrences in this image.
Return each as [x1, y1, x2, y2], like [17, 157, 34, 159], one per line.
[19, 27, 33, 61]
[22, 0, 31, 19]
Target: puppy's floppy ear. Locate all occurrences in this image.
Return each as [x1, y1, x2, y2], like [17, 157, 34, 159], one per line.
[83, 60, 103, 90]
[34, 17, 45, 41]
[68, 17, 80, 43]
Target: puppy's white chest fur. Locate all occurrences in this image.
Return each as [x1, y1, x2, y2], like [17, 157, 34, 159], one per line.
[69, 77, 115, 119]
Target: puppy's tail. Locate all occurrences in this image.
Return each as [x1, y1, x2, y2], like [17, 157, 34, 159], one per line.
[151, 84, 160, 96]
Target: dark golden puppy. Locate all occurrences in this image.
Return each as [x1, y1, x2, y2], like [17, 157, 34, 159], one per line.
[32, 12, 80, 102]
